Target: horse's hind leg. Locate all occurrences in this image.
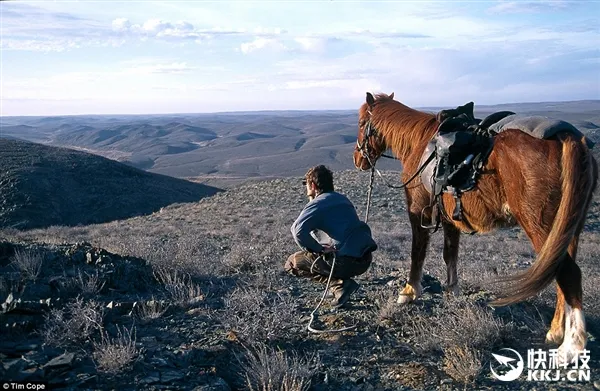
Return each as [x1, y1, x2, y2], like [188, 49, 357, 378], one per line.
[546, 237, 580, 345]
[397, 212, 430, 304]
[442, 222, 460, 295]
[546, 284, 566, 344]
[556, 253, 586, 363]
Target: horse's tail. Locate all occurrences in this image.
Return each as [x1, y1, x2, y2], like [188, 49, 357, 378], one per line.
[492, 134, 596, 306]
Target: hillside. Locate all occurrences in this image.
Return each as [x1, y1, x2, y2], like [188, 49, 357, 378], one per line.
[0, 139, 222, 229]
[1, 171, 598, 389]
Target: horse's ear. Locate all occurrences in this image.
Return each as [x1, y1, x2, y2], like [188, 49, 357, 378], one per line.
[366, 92, 375, 107]
[389, 92, 394, 100]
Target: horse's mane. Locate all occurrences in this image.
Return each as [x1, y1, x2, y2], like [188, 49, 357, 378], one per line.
[362, 93, 438, 161]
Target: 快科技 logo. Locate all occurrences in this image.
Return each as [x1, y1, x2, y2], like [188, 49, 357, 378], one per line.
[490, 348, 524, 381]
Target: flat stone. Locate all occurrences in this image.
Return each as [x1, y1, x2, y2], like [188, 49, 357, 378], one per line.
[22, 351, 48, 367]
[161, 370, 185, 382]
[593, 380, 600, 390]
[15, 367, 44, 382]
[139, 372, 160, 384]
[3, 358, 26, 372]
[149, 357, 170, 367]
[43, 352, 75, 369]
[192, 377, 231, 391]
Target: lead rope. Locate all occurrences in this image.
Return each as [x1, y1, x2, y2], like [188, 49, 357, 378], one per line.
[364, 166, 376, 223]
[306, 253, 358, 334]
[363, 151, 435, 224]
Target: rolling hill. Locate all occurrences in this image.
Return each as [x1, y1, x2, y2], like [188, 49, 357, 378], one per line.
[1, 101, 599, 188]
[0, 138, 222, 229]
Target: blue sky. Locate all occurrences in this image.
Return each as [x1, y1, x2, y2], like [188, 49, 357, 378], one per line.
[1, 0, 599, 115]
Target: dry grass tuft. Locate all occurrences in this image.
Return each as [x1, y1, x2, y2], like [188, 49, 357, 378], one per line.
[442, 344, 482, 384]
[72, 270, 106, 296]
[153, 267, 203, 306]
[239, 343, 320, 391]
[407, 297, 508, 354]
[135, 297, 170, 322]
[11, 248, 44, 281]
[93, 326, 140, 374]
[222, 286, 298, 341]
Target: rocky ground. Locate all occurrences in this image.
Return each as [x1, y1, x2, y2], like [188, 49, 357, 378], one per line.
[1, 170, 599, 390]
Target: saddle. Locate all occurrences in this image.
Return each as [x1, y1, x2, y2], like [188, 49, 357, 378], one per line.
[419, 103, 515, 232]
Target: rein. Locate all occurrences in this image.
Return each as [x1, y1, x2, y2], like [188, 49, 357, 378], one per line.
[357, 120, 436, 222]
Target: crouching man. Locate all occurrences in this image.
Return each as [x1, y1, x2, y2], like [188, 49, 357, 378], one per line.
[284, 165, 377, 308]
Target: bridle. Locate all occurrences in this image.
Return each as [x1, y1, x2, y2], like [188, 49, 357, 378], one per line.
[355, 109, 435, 223]
[355, 111, 397, 165]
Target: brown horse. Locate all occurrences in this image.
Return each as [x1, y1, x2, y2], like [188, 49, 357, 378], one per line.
[353, 92, 597, 362]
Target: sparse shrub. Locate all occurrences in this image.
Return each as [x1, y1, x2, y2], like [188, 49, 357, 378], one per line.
[73, 270, 106, 296]
[93, 326, 139, 374]
[375, 289, 403, 322]
[221, 244, 257, 275]
[222, 286, 298, 342]
[407, 297, 508, 354]
[153, 267, 203, 306]
[11, 248, 44, 281]
[135, 297, 170, 322]
[239, 343, 320, 391]
[43, 298, 104, 347]
[443, 344, 482, 384]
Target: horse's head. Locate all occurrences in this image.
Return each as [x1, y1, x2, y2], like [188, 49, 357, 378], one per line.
[353, 92, 393, 171]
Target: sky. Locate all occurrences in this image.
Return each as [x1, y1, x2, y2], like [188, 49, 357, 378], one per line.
[1, 0, 599, 116]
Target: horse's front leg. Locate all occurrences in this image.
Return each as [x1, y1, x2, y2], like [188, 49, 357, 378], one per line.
[397, 212, 430, 304]
[442, 222, 460, 296]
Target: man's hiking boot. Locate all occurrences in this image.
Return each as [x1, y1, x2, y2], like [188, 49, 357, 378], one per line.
[331, 279, 359, 308]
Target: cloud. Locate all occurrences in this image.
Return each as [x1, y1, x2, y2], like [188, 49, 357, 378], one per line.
[240, 38, 286, 53]
[488, 0, 577, 13]
[1, 3, 88, 21]
[127, 62, 196, 74]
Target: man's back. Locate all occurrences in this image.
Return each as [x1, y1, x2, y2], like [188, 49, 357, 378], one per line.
[291, 191, 377, 258]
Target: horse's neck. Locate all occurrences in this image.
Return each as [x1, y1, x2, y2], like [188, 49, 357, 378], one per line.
[380, 112, 436, 162]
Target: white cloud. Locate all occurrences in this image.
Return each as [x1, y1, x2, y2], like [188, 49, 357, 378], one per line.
[112, 18, 131, 31]
[294, 37, 327, 53]
[488, 0, 574, 13]
[127, 62, 195, 74]
[240, 38, 285, 53]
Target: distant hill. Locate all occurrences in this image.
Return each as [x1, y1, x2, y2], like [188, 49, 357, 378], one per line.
[0, 139, 222, 229]
[1, 100, 598, 187]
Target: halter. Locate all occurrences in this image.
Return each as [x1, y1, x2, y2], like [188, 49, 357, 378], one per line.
[355, 112, 398, 164]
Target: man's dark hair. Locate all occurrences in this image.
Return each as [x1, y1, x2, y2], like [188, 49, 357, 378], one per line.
[305, 165, 334, 193]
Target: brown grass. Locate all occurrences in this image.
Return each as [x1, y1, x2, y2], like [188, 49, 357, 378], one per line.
[239, 343, 320, 391]
[93, 326, 140, 374]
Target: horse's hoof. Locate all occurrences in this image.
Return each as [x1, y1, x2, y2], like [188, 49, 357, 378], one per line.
[545, 329, 564, 345]
[397, 284, 421, 304]
[557, 335, 586, 366]
[397, 294, 414, 304]
[557, 344, 578, 366]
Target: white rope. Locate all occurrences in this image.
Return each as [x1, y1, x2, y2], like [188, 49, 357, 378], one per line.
[306, 254, 358, 334]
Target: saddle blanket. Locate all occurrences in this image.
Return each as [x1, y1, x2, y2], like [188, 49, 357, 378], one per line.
[488, 114, 594, 148]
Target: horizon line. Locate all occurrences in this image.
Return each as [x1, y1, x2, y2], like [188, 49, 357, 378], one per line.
[1, 98, 599, 118]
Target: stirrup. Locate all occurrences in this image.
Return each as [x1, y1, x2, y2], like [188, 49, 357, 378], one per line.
[420, 203, 440, 233]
